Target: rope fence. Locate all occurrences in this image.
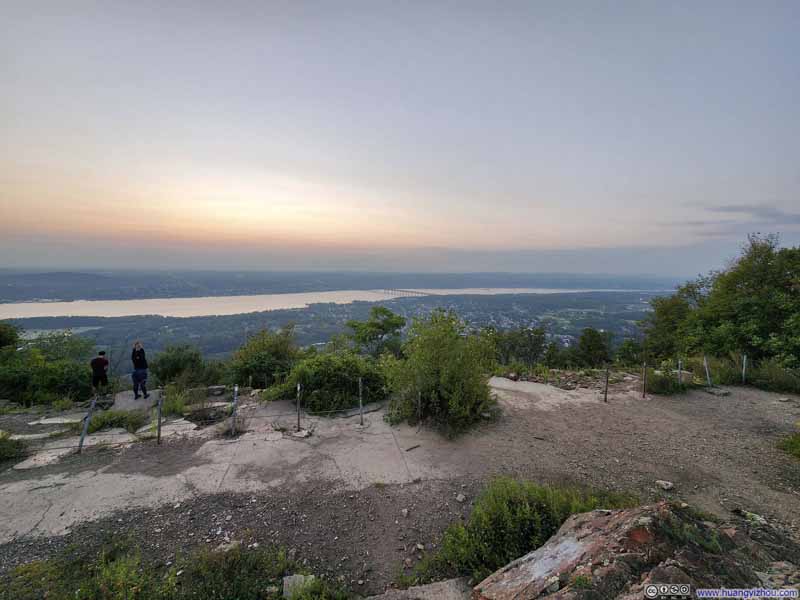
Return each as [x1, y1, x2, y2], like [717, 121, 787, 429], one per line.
[5, 378, 380, 460]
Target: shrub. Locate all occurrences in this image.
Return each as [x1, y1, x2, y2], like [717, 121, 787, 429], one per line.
[646, 369, 694, 396]
[87, 410, 148, 434]
[385, 310, 495, 434]
[0, 332, 95, 407]
[0, 539, 347, 600]
[268, 350, 386, 413]
[418, 478, 636, 582]
[229, 326, 299, 388]
[149, 345, 204, 386]
[751, 358, 800, 394]
[0, 431, 26, 462]
[778, 430, 800, 460]
[160, 384, 187, 417]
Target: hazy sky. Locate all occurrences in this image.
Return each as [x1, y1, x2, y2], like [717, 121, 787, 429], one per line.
[2, 1, 799, 275]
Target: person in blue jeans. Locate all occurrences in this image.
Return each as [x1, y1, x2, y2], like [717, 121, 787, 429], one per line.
[131, 341, 150, 400]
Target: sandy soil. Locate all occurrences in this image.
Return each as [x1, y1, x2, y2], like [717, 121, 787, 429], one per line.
[1, 377, 798, 595]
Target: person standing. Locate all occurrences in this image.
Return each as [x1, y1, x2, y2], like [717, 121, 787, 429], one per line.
[90, 350, 109, 395]
[131, 341, 150, 400]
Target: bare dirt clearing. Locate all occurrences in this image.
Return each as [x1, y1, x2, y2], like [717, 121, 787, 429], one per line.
[1, 377, 798, 594]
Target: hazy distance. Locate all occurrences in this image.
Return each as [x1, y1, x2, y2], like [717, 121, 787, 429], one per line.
[2, 2, 799, 275]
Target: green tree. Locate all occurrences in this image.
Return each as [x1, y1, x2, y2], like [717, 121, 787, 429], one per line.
[641, 234, 800, 368]
[0, 323, 19, 349]
[491, 327, 546, 368]
[615, 338, 643, 366]
[384, 310, 495, 433]
[346, 306, 406, 357]
[0, 331, 94, 406]
[229, 325, 298, 387]
[575, 328, 611, 367]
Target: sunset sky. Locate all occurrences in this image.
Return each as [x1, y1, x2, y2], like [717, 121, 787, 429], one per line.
[2, 1, 799, 275]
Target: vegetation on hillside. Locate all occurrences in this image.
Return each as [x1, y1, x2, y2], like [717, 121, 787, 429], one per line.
[0, 331, 94, 406]
[0, 540, 348, 600]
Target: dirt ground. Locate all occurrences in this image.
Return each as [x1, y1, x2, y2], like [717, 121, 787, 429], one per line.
[1, 377, 799, 595]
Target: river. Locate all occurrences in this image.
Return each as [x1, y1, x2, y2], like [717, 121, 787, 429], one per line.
[0, 288, 650, 319]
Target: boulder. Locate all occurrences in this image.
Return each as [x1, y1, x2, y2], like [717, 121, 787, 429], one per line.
[208, 385, 226, 396]
[473, 502, 800, 599]
[366, 578, 471, 599]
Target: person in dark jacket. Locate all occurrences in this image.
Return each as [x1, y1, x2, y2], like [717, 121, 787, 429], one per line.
[131, 341, 150, 400]
[90, 350, 109, 395]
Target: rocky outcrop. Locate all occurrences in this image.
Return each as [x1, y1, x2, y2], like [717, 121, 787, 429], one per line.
[474, 502, 799, 599]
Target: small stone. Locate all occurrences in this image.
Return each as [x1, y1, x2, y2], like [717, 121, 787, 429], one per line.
[456, 493, 467, 503]
[416, 543, 424, 551]
[401, 509, 409, 518]
[545, 575, 560, 593]
[655, 480, 674, 491]
[292, 429, 311, 438]
[225, 515, 232, 521]
[358, 580, 364, 585]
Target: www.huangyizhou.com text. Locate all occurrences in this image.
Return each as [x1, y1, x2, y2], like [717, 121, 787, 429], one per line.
[695, 589, 798, 599]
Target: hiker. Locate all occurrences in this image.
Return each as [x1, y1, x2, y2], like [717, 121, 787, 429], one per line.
[131, 341, 150, 400]
[90, 350, 109, 395]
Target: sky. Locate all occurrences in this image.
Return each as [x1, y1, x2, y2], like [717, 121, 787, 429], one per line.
[1, 1, 799, 276]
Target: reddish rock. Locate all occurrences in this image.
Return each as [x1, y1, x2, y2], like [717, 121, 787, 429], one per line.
[473, 502, 800, 599]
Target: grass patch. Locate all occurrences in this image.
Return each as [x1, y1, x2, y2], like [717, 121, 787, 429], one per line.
[404, 477, 637, 583]
[778, 431, 800, 460]
[87, 410, 148, 434]
[161, 384, 188, 417]
[0, 430, 27, 461]
[0, 539, 348, 600]
[654, 508, 727, 554]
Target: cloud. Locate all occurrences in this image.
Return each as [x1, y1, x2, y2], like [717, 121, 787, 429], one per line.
[706, 204, 800, 225]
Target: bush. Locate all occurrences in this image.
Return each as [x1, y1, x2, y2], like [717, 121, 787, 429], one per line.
[0, 540, 348, 600]
[646, 369, 694, 396]
[385, 310, 495, 434]
[778, 430, 800, 460]
[418, 478, 636, 581]
[229, 326, 299, 388]
[149, 345, 205, 387]
[0, 431, 26, 462]
[751, 358, 800, 394]
[160, 384, 188, 417]
[0, 332, 95, 407]
[87, 410, 148, 434]
[268, 350, 386, 413]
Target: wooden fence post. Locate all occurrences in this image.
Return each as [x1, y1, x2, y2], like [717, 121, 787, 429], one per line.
[742, 354, 747, 384]
[603, 365, 609, 403]
[703, 355, 712, 387]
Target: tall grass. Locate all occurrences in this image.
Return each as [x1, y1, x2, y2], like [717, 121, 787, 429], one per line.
[0, 540, 348, 600]
[87, 410, 148, 434]
[0, 430, 27, 461]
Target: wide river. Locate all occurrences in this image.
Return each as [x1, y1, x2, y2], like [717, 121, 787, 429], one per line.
[0, 288, 648, 319]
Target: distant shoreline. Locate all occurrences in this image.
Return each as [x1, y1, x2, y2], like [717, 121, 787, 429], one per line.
[0, 288, 662, 319]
